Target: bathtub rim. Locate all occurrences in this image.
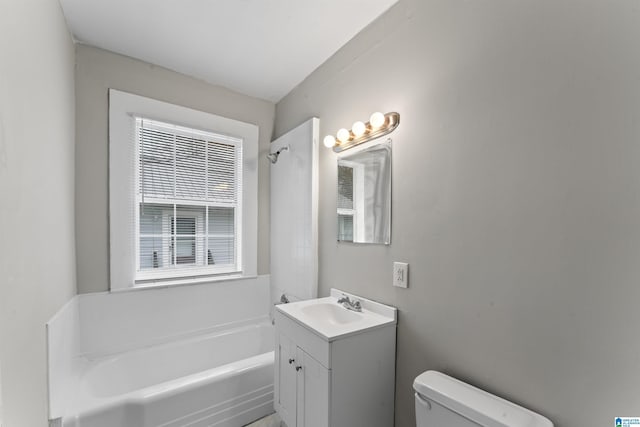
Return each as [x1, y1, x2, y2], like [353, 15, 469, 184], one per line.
[67, 350, 275, 422]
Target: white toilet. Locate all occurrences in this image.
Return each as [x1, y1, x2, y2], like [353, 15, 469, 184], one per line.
[414, 371, 553, 427]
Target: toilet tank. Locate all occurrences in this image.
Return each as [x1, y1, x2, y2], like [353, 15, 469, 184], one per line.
[414, 371, 553, 427]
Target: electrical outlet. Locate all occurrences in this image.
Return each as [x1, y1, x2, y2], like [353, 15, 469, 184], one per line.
[393, 262, 409, 288]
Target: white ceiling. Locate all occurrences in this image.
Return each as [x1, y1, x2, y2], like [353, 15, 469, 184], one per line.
[59, 0, 398, 102]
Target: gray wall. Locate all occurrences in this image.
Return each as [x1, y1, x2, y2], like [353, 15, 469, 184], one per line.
[0, 0, 77, 425]
[276, 1, 640, 426]
[75, 45, 275, 293]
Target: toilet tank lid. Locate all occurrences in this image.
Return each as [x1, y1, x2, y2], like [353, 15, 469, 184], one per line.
[413, 371, 553, 427]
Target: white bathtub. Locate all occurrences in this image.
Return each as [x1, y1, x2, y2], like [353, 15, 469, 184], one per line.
[61, 321, 275, 427]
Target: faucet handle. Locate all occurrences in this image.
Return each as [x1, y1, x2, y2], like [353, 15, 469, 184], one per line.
[337, 294, 351, 304]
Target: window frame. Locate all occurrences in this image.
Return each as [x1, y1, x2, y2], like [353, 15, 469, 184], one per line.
[109, 89, 258, 290]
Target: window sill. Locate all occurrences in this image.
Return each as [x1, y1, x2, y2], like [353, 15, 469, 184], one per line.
[110, 273, 258, 293]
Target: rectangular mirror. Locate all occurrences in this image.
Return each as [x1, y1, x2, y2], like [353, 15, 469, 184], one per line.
[337, 139, 391, 244]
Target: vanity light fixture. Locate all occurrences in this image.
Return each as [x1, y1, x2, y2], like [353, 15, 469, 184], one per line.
[325, 111, 400, 153]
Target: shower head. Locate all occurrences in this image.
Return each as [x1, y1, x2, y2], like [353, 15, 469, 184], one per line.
[267, 145, 289, 164]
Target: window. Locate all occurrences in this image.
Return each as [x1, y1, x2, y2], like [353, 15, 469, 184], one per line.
[109, 90, 258, 289]
[135, 118, 241, 281]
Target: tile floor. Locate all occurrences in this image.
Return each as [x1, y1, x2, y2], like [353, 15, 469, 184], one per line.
[245, 412, 282, 427]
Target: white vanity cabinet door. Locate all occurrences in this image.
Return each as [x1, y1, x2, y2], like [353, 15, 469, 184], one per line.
[276, 331, 330, 427]
[276, 333, 298, 427]
[296, 349, 329, 427]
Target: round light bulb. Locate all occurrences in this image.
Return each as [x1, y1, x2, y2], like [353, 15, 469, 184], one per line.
[336, 128, 351, 143]
[323, 135, 336, 148]
[352, 121, 366, 137]
[369, 112, 386, 129]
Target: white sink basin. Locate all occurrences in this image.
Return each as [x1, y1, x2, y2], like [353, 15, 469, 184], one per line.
[300, 302, 362, 325]
[275, 289, 397, 341]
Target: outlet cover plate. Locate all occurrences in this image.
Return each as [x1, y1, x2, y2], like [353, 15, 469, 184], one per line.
[393, 262, 409, 288]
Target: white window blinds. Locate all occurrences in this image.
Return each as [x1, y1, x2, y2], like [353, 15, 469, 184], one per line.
[135, 118, 243, 281]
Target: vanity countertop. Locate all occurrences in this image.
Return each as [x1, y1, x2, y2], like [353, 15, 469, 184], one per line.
[275, 288, 397, 341]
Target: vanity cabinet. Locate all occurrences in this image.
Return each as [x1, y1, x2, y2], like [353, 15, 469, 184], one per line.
[273, 296, 396, 427]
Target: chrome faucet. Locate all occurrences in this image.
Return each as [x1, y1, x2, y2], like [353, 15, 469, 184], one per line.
[337, 294, 362, 312]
